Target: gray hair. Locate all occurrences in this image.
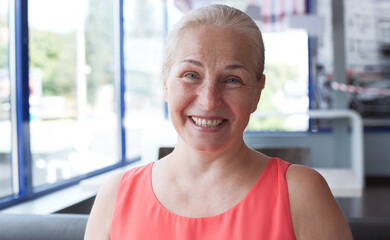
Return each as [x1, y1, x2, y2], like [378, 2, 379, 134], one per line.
[162, 4, 265, 80]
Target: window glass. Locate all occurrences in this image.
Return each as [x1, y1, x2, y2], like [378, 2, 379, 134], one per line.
[247, 30, 309, 131]
[123, 0, 169, 161]
[0, 0, 13, 198]
[29, 0, 119, 187]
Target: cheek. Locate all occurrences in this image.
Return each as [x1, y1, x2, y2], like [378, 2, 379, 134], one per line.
[226, 90, 257, 115]
[166, 81, 193, 111]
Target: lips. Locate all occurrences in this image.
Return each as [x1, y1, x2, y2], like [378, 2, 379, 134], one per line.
[191, 116, 224, 128]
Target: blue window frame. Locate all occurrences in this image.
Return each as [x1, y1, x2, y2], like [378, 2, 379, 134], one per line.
[0, 0, 139, 210]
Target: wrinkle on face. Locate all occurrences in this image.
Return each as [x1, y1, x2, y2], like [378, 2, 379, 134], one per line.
[171, 25, 257, 83]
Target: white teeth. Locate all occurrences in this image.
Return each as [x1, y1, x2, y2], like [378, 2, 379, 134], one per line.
[191, 117, 223, 128]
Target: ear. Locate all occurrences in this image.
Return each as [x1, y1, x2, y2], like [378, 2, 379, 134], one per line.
[163, 77, 168, 102]
[251, 74, 266, 113]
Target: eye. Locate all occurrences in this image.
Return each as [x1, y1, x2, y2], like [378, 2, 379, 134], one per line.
[226, 77, 242, 85]
[184, 73, 198, 79]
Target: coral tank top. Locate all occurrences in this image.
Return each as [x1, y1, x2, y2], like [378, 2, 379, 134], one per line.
[110, 158, 295, 239]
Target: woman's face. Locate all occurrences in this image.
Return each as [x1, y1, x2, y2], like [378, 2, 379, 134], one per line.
[164, 25, 265, 153]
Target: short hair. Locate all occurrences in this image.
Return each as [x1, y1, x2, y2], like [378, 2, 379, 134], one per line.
[162, 4, 265, 80]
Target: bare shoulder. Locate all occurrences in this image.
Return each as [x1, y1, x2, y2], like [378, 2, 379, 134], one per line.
[286, 164, 328, 193]
[84, 172, 124, 240]
[286, 165, 352, 240]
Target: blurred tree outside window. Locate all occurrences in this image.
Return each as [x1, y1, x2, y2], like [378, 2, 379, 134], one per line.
[247, 30, 309, 131]
[123, 0, 169, 161]
[29, 0, 119, 187]
[0, 0, 13, 198]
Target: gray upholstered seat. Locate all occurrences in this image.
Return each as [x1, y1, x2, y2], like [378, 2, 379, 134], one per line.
[0, 213, 88, 240]
[1, 213, 390, 239]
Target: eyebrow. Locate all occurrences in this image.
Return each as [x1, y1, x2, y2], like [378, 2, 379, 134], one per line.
[180, 59, 250, 73]
[225, 64, 250, 72]
[179, 59, 203, 67]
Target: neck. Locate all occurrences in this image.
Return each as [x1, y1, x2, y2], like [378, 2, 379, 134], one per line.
[165, 136, 253, 181]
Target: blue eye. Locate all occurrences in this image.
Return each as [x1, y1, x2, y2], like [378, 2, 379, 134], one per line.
[185, 73, 198, 79]
[227, 78, 240, 84]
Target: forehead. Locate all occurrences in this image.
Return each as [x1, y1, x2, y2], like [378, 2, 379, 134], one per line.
[174, 25, 255, 67]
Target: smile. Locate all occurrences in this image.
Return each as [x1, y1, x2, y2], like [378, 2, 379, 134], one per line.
[191, 117, 224, 128]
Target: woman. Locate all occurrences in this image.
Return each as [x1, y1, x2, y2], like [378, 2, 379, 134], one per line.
[85, 4, 352, 239]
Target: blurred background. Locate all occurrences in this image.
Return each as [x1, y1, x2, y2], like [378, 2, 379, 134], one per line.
[0, 0, 389, 221]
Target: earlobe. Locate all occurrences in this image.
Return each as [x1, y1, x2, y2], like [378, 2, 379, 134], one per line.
[260, 74, 266, 90]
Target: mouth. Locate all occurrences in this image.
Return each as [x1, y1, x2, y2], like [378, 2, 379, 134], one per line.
[190, 116, 225, 128]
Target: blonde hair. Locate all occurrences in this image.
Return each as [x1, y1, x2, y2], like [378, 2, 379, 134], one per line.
[162, 4, 265, 80]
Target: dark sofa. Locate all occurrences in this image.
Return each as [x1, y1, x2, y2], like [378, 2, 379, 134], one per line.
[348, 217, 390, 240]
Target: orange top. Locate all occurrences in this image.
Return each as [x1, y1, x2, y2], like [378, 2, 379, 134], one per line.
[111, 158, 295, 239]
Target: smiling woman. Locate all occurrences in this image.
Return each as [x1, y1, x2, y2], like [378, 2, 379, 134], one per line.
[85, 4, 352, 240]
[162, 25, 263, 153]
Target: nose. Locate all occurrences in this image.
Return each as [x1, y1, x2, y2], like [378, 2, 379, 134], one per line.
[197, 82, 223, 110]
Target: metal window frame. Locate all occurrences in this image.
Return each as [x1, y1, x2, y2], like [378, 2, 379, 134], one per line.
[0, 0, 140, 210]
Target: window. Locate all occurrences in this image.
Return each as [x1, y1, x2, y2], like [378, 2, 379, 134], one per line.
[247, 30, 309, 131]
[1, 0, 312, 210]
[0, 0, 13, 198]
[28, 0, 120, 187]
[123, 0, 169, 161]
